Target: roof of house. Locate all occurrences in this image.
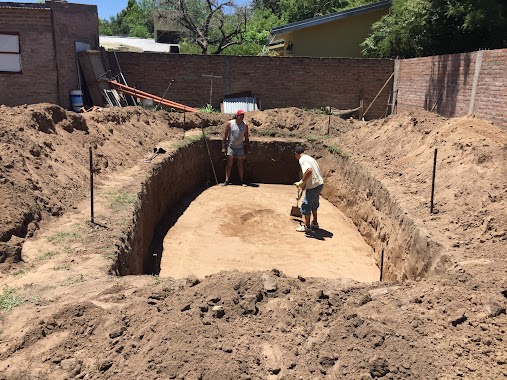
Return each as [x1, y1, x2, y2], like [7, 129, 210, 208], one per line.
[270, 0, 391, 36]
[99, 36, 178, 53]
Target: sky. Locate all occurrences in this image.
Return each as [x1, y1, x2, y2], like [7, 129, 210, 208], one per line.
[0, 0, 250, 20]
[75, 0, 128, 20]
[0, 0, 127, 19]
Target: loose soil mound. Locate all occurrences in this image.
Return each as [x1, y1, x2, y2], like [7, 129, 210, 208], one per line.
[0, 104, 506, 379]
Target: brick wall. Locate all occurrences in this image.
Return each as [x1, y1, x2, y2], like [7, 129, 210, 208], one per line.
[473, 50, 507, 129]
[2, 3, 503, 127]
[107, 53, 394, 119]
[0, 7, 58, 106]
[0, 3, 98, 109]
[49, 2, 99, 109]
[396, 48, 507, 129]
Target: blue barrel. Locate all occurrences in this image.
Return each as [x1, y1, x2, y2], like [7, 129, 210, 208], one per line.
[70, 90, 84, 112]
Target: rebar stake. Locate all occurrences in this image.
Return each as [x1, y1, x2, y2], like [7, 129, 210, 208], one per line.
[430, 148, 438, 214]
[89, 147, 94, 224]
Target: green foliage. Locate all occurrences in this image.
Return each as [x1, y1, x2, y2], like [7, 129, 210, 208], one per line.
[48, 231, 78, 244]
[244, 7, 282, 45]
[94, 0, 503, 59]
[199, 104, 216, 113]
[36, 251, 58, 261]
[100, 0, 154, 38]
[306, 134, 332, 142]
[222, 41, 265, 56]
[157, 1, 281, 56]
[275, 0, 379, 23]
[327, 144, 348, 157]
[363, 0, 507, 58]
[13, 269, 25, 276]
[104, 192, 138, 211]
[179, 38, 204, 54]
[158, 0, 247, 54]
[53, 265, 71, 271]
[0, 287, 24, 311]
[252, 0, 283, 18]
[105, 252, 118, 261]
[62, 274, 86, 286]
[175, 135, 202, 148]
[181, 39, 265, 57]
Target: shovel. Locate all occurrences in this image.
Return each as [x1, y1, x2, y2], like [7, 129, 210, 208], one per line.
[290, 188, 302, 218]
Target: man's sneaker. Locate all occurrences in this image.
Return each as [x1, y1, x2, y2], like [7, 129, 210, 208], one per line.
[221, 180, 229, 186]
[241, 182, 248, 187]
[311, 221, 320, 229]
[296, 225, 311, 233]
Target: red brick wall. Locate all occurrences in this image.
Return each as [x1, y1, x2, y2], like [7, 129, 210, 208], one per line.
[0, 3, 98, 109]
[473, 50, 507, 128]
[0, 7, 58, 106]
[49, 2, 99, 109]
[107, 53, 394, 119]
[396, 48, 507, 129]
[3, 4, 503, 127]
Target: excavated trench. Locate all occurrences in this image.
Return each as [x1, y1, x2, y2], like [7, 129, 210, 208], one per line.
[111, 138, 445, 282]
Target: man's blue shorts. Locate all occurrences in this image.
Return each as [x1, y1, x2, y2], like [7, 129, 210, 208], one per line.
[300, 184, 323, 215]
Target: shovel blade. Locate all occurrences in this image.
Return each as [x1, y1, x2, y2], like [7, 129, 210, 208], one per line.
[290, 206, 301, 218]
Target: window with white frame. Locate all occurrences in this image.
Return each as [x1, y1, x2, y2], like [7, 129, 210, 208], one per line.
[0, 33, 22, 73]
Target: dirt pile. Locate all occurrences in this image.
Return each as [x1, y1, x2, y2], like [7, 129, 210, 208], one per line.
[335, 111, 507, 268]
[0, 104, 506, 379]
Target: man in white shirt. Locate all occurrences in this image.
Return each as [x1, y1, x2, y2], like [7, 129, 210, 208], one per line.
[294, 145, 324, 233]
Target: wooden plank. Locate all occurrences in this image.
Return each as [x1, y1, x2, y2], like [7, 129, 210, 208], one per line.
[78, 50, 110, 106]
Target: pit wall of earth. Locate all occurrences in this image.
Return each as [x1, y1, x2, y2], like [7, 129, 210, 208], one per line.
[318, 144, 448, 281]
[112, 139, 446, 280]
[110, 139, 302, 275]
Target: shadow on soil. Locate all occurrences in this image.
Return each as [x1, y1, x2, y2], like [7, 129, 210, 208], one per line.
[292, 218, 334, 240]
[304, 228, 333, 241]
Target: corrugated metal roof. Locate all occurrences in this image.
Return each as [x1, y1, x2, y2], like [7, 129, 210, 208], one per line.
[270, 0, 391, 36]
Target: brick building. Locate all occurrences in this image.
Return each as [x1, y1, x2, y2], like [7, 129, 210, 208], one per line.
[0, 1, 99, 110]
[0, 1, 505, 128]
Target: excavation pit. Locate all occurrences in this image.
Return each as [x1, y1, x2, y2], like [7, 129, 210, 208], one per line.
[113, 138, 443, 283]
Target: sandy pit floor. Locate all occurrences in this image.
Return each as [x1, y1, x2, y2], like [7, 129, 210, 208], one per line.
[160, 184, 379, 282]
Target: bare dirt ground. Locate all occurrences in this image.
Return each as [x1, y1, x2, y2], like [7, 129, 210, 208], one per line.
[159, 184, 378, 281]
[0, 104, 506, 379]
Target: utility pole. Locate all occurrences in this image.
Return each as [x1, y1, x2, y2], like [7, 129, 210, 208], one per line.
[202, 73, 222, 107]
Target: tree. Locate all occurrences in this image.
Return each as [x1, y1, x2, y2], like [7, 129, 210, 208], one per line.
[244, 7, 281, 45]
[251, 0, 283, 19]
[270, 0, 378, 23]
[362, 0, 507, 58]
[100, 0, 155, 38]
[156, 0, 247, 54]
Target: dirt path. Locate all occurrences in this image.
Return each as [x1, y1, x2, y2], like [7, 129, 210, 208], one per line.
[160, 184, 379, 282]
